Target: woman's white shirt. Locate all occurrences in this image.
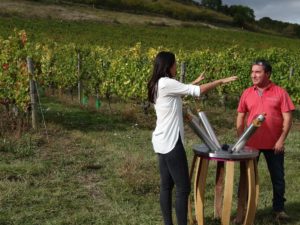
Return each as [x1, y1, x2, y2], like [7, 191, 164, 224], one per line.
[152, 77, 200, 154]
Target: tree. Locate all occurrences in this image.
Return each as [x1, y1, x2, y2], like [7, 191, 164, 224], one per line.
[228, 5, 255, 26]
[201, 0, 222, 11]
[220, 4, 230, 14]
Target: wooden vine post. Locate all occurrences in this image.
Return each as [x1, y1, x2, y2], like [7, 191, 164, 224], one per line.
[27, 57, 38, 130]
[77, 52, 82, 104]
[180, 62, 186, 83]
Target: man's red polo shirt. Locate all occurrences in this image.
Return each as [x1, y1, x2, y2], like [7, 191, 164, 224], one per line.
[237, 82, 295, 150]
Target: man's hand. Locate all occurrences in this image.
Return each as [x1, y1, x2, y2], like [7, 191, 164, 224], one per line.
[273, 139, 285, 154]
[273, 112, 293, 154]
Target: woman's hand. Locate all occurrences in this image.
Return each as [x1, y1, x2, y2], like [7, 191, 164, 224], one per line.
[220, 76, 238, 84]
[191, 71, 205, 85]
[199, 75, 238, 94]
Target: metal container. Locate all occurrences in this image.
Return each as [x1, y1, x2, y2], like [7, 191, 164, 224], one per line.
[198, 112, 221, 149]
[231, 114, 265, 152]
[193, 144, 259, 160]
[185, 109, 221, 151]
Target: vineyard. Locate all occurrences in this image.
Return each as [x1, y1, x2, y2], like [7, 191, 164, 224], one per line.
[1, 29, 300, 225]
[1, 29, 300, 117]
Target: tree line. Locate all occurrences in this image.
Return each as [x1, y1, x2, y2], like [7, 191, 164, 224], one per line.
[199, 0, 300, 37]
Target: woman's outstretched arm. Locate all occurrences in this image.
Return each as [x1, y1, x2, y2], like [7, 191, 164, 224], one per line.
[199, 76, 238, 94]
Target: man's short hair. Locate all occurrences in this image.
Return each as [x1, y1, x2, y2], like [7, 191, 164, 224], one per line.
[252, 59, 272, 74]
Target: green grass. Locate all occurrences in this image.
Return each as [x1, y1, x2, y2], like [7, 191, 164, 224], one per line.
[1, 0, 300, 52]
[1, 16, 300, 51]
[0, 94, 299, 224]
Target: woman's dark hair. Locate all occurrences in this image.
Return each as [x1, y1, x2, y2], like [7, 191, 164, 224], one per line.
[147, 51, 176, 103]
[252, 59, 272, 75]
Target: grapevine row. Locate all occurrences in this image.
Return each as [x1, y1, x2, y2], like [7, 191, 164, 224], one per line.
[1, 30, 300, 113]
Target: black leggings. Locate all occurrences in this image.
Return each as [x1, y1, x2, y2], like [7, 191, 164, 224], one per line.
[157, 136, 191, 225]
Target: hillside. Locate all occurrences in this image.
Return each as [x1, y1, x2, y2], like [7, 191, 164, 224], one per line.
[0, 0, 221, 28]
[1, 0, 300, 51]
[1, 0, 299, 40]
[24, 0, 234, 25]
[45, 0, 300, 38]
[0, 0, 232, 27]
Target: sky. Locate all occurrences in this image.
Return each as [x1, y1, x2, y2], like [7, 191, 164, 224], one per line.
[222, 0, 300, 24]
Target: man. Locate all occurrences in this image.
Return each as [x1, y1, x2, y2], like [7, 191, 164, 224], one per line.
[236, 59, 295, 220]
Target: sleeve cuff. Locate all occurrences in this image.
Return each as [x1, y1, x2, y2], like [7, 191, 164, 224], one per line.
[189, 85, 200, 97]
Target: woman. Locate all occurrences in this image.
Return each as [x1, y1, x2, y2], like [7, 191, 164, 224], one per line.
[148, 51, 237, 225]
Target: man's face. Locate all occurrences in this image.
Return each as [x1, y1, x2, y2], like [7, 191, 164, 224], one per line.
[251, 65, 270, 87]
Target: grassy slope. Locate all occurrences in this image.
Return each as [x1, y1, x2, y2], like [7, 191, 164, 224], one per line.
[22, 0, 233, 24]
[1, 0, 300, 51]
[0, 95, 300, 224]
[1, 16, 300, 52]
[0, 0, 231, 26]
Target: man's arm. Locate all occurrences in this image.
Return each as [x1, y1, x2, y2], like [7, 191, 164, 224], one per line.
[274, 112, 293, 154]
[236, 112, 247, 137]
